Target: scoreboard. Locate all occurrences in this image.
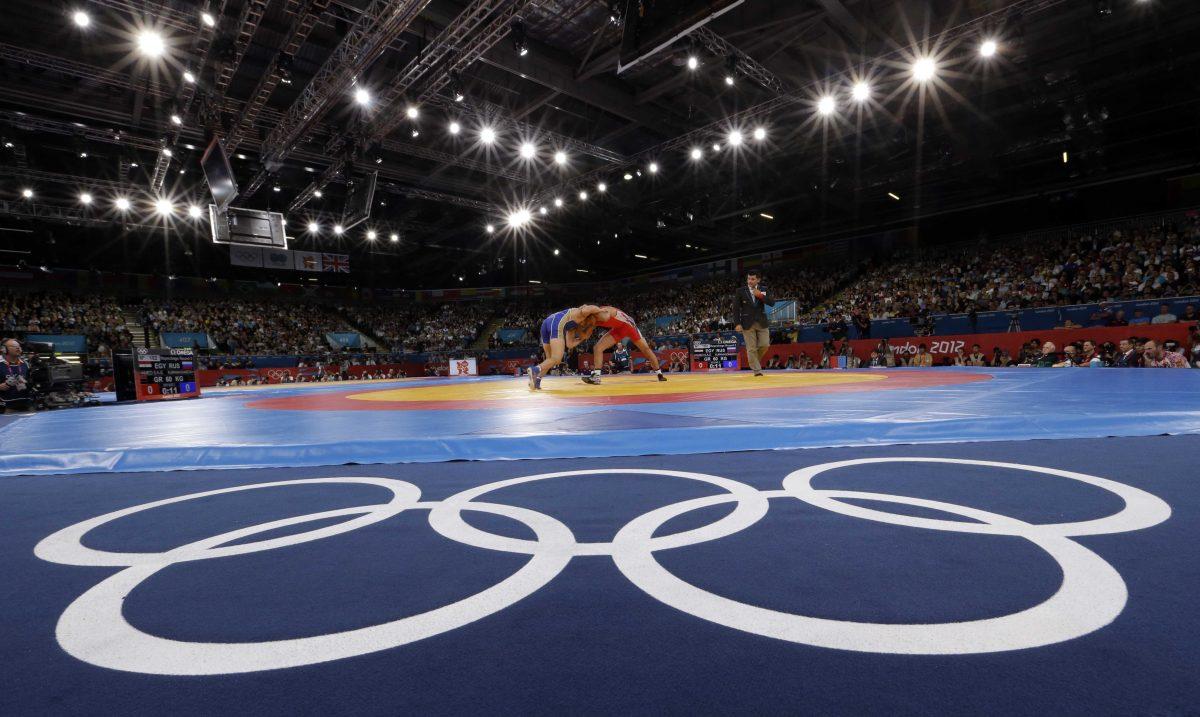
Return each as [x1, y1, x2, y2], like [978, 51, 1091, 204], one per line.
[133, 347, 200, 401]
[690, 334, 741, 371]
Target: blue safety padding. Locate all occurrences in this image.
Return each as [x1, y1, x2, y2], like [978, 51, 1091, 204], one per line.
[0, 437, 1197, 714]
[2, 368, 1200, 477]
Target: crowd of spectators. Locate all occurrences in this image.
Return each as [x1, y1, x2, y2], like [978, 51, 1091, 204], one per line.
[140, 298, 345, 356]
[804, 219, 1200, 327]
[1, 290, 132, 353]
[342, 302, 487, 353]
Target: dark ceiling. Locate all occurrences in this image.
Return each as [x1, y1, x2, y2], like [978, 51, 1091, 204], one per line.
[1, 0, 1199, 287]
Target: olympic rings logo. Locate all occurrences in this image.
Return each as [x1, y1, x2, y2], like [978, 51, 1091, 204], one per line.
[35, 459, 1170, 676]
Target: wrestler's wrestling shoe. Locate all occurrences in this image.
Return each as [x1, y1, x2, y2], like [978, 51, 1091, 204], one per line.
[656, 371, 667, 381]
[528, 365, 542, 390]
[582, 370, 601, 385]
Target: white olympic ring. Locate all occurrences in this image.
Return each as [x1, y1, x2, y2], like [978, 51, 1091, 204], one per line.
[34, 461, 1171, 674]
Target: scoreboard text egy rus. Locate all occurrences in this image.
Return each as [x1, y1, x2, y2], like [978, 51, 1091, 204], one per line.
[690, 334, 741, 371]
[134, 347, 201, 401]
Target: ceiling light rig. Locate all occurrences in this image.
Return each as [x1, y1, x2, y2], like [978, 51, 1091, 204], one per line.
[980, 39, 998, 58]
[817, 96, 836, 116]
[512, 20, 528, 57]
[852, 81, 871, 102]
[137, 31, 165, 58]
[912, 57, 937, 82]
[480, 126, 496, 144]
[72, 11, 90, 28]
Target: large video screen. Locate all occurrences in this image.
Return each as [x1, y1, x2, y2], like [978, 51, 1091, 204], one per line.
[201, 136, 238, 212]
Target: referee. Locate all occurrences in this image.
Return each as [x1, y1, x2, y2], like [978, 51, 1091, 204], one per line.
[733, 271, 774, 376]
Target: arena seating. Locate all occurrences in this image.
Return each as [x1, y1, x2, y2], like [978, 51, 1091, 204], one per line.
[140, 298, 348, 356]
[1, 290, 132, 353]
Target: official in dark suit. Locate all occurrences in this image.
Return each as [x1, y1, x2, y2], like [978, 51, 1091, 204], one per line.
[733, 271, 774, 375]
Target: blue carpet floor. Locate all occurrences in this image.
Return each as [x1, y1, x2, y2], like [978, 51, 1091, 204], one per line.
[1, 436, 1197, 715]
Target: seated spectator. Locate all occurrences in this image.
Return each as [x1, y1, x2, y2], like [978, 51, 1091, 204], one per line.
[1150, 303, 1178, 324]
[911, 344, 933, 367]
[1182, 305, 1197, 323]
[1034, 341, 1058, 367]
[1141, 339, 1190, 367]
[1128, 310, 1151, 325]
[765, 355, 782, 370]
[1053, 344, 1079, 367]
[967, 344, 987, 366]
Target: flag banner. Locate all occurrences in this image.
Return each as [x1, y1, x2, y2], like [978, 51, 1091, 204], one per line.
[229, 246, 263, 267]
[294, 251, 322, 272]
[321, 253, 350, 273]
[263, 248, 293, 270]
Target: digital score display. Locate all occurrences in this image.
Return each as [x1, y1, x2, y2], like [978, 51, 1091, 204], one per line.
[134, 347, 200, 401]
[690, 334, 741, 371]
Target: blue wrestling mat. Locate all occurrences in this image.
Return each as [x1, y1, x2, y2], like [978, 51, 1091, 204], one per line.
[1, 368, 1199, 476]
[1, 437, 1197, 715]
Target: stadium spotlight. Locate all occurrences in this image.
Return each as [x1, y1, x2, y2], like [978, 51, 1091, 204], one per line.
[727, 130, 743, 146]
[712, 143, 721, 152]
[314, 190, 323, 198]
[648, 162, 659, 174]
[485, 223, 495, 234]
[507, 209, 532, 228]
[390, 233, 399, 242]
[512, 21, 528, 57]
[154, 198, 174, 216]
[137, 31, 165, 57]
[852, 81, 871, 102]
[183, 71, 196, 83]
[406, 106, 419, 119]
[817, 96, 836, 116]
[753, 127, 766, 141]
[307, 221, 319, 233]
[912, 57, 936, 82]
[554, 197, 563, 207]
[597, 182, 607, 193]
[72, 11, 90, 28]
[480, 126, 496, 144]
[354, 87, 370, 106]
[334, 224, 346, 235]
[162, 148, 172, 157]
[539, 206, 547, 215]
[724, 55, 737, 85]
[623, 172, 633, 180]
[115, 197, 131, 211]
[448, 121, 461, 135]
[21, 188, 33, 199]
[366, 230, 377, 240]
[687, 56, 699, 70]
[690, 147, 702, 160]
[554, 150, 567, 165]
[578, 190, 589, 201]
[519, 142, 536, 159]
[980, 40, 998, 58]
[553, 248, 560, 256]
[201, 12, 216, 27]
[188, 205, 202, 218]
[78, 192, 92, 205]
[170, 114, 182, 125]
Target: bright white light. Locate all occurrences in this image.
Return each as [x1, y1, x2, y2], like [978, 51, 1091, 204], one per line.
[539, 206, 547, 215]
[724, 75, 734, 86]
[201, 12, 216, 27]
[354, 87, 370, 105]
[314, 190, 323, 198]
[155, 198, 174, 216]
[485, 224, 495, 234]
[817, 96, 835, 116]
[727, 130, 743, 146]
[162, 148, 172, 157]
[753, 127, 766, 141]
[712, 143, 721, 152]
[308, 222, 319, 233]
[623, 173, 633, 180]
[115, 197, 131, 211]
[480, 127, 496, 144]
[690, 147, 702, 160]
[912, 57, 936, 82]
[519, 142, 536, 159]
[980, 40, 998, 58]
[578, 190, 588, 201]
[281, 218, 286, 226]
[72, 11, 90, 28]
[554, 151, 567, 165]
[686, 56, 698, 70]
[648, 162, 658, 174]
[367, 230, 377, 240]
[553, 248, 560, 256]
[188, 205, 202, 218]
[597, 182, 607, 193]
[21, 188, 33, 199]
[79, 193, 92, 205]
[170, 114, 182, 125]
[852, 81, 870, 101]
[508, 209, 532, 228]
[554, 197, 563, 207]
[390, 233, 399, 242]
[273, 186, 281, 193]
[406, 106, 418, 119]
[183, 70, 196, 84]
[333, 224, 344, 235]
[137, 31, 165, 57]
[448, 121, 461, 135]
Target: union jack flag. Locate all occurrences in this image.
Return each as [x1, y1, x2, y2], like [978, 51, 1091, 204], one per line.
[321, 253, 350, 273]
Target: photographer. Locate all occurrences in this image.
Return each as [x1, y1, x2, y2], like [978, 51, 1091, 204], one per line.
[0, 338, 32, 412]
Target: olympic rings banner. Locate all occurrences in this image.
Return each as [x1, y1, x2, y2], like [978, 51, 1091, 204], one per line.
[33, 459, 1171, 675]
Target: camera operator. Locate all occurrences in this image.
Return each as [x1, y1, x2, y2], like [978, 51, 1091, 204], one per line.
[0, 338, 32, 412]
